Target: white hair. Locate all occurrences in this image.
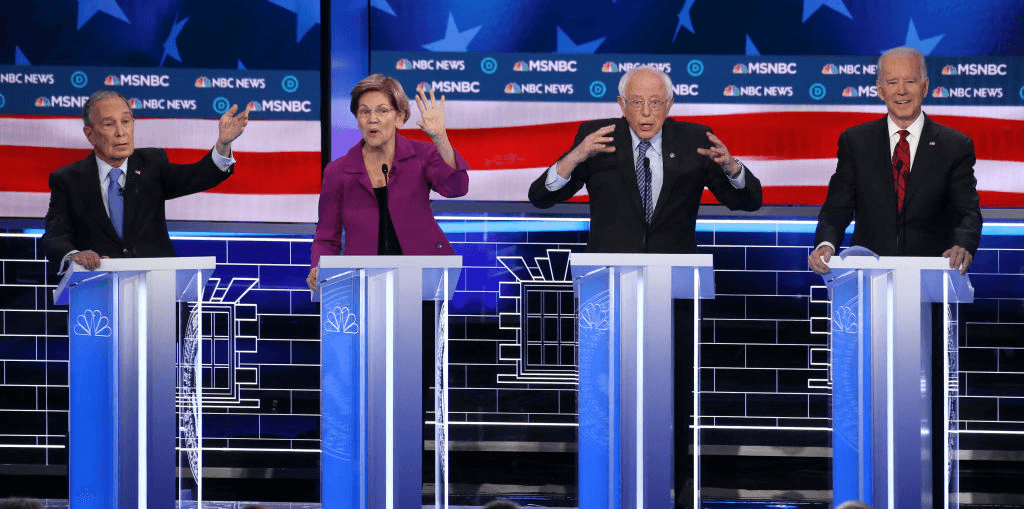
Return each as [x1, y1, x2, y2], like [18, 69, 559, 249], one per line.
[617, 66, 674, 99]
[877, 46, 928, 81]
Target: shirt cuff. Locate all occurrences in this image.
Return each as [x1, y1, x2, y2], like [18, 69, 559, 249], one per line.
[727, 163, 746, 189]
[815, 241, 836, 254]
[211, 147, 236, 171]
[545, 162, 569, 191]
[58, 250, 79, 275]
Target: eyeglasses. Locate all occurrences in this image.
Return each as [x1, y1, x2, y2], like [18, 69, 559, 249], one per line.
[625, 98, 668, 111]
[357, 106, 394, 118]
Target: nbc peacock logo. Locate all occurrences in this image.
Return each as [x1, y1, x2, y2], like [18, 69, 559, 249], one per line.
[504, 83, 523, 94]
[722, 85, 740, 97]
[246, 101, 264, 112]
[841, 87, 858, 97]
[732, 63, 750, 74]
[601, 62, 619, 73]
[932, 87, 950, 98]
[416, 82, 432, 93]
[822, 63, 840, 75]
[941, 65, 957, 75]
[395, 59, 412, 70]
[513, 61, 527, 71]
[104, 75, 121, 86]
[35, 97, 52, 107]
[128, 98, 142, 109]
[194, 76, 212, 88]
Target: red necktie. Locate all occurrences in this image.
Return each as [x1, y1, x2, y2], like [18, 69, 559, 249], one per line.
[892, 129, 911, 213]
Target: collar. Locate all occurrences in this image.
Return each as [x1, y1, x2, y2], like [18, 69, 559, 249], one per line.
[886, 112, 925, 140]
[95, 154, 125, 182]
[629, 127, 663, 157]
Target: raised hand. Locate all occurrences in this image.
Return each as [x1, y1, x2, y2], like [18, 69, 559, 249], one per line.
[415, 89, 446, 139]
[559, 124, 616, 178]
[216, 103, 254, 156]
[697, 132, 741, 176]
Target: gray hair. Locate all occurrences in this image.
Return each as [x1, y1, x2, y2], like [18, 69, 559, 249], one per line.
[618, 66, 674, 100]
[877, 46, 928, 82]
[82, 90, 130, 125]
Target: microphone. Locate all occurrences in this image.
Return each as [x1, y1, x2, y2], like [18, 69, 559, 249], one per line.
[118, 187, 125, 196]
[382, 164, 389, 183]
[643, 157, 650, 169]
[894, 159, 903, 171]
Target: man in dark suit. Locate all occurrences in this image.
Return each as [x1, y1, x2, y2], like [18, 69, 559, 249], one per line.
[529, 66, 762, 508]
[528, 66, 762, 253]
[809, 46, 982, 275]
[41, 90, 252, 271]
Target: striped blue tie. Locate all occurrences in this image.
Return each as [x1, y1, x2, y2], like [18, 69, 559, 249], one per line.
[636, 140, 653, 223]
[108, 168, 124, 238]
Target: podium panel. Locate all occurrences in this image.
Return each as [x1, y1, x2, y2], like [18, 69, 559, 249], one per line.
[823, 251, 972, 509]
[316, 255, 461, 509]
[54, 257, 215, 509]
[570, 253, 714, 509]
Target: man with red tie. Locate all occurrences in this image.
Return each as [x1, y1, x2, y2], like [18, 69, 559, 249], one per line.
[809, 46, 982, 275]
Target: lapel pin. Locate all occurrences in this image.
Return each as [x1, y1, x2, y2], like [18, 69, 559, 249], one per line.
[929, 141, 936, 146]
[669, 153, 676, 158]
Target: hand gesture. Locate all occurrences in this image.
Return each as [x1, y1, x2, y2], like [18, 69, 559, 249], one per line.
[307, 267, 319, 291]
[942, 245, 973, 275]
[415, 89, 446, 139]
[216, 103, 254, 156]
[696, 132, 740, 176]
[560, 124, 616, 177]
[807, 244, 834, 275]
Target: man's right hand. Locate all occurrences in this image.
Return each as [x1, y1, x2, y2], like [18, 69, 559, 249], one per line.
[558, 124, 616, 178]
[71, 250, 103, 270]
[808, 244, 834, 275]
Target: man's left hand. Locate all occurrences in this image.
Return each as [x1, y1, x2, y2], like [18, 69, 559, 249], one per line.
[942, 245, 973, 274]
[696, 132, 741, 177]
[216, 103, 254, 157]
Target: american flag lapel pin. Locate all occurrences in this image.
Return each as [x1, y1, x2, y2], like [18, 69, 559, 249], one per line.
[929, 141, 936, 146]
[669, 152, 676, 158]
[135, 170, 141, 175]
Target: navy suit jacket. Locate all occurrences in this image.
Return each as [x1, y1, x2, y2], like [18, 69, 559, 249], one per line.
[41, 148, 232, 265]
[814, 114, 982, 256]
[529, 117, 762, 253]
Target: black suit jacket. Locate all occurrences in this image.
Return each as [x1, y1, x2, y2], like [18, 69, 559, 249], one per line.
[529, 117, 763, 253]
[814, 114, 982, 256]
[41, 148, 233, 265]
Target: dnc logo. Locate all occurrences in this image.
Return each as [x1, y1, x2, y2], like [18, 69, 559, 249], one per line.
[35, 97, 52, 107]
[732, 64, 749, 74]
[504, 83, 523, 94]
[195, 77, 213, 88]
[722, 86, 741, 96]
[601, 62, 619, 73]
[932, 87, 950, 98]
[247, 101, 264, 112]
[396, 59, 413, 70]
[104, 75, 121, 86]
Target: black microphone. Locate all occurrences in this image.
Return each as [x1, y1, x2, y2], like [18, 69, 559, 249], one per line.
[118, 187, 125, 196]
[643, 157, 650, 169]
[894, 159, 903, 171]
[382, 164, 389, 183]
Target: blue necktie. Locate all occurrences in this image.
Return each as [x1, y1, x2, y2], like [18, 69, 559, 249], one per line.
[108, 168, 124, 238]
[636, 140, 653, 223]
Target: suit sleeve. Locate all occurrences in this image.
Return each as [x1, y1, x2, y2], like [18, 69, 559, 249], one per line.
[814, 131, 857, 248]
[701, 128, 762, 212]
[424, 145, 470, 198]
[310, 164, 344, 268]
[40, 171, 78, 266]
[947, 138, 983, 254]
[528, 124, 590, 208]
[156, 149, 233, 200]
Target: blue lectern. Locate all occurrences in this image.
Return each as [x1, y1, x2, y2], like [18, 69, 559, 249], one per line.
[570, 253, 715, 509]
[823, 249, 972, 509]
[54, 257, 215, 509]
[315, 255, 462, 509]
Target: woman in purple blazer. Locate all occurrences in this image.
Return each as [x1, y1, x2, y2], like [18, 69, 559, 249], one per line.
[306, 74, 469, 290]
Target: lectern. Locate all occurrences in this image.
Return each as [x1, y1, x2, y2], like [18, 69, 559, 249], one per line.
[54, 257, 215, 509]
[315, 255, 462, 509]
[571, 253, 715, 509]
[823, 249, 972, 509]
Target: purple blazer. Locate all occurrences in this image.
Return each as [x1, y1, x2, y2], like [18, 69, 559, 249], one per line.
[311, 134, 469, 266]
